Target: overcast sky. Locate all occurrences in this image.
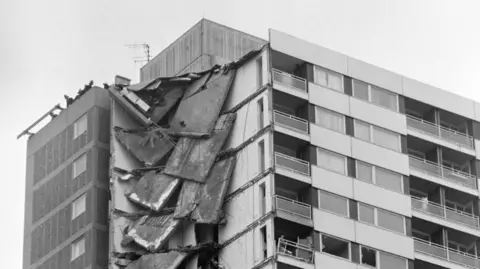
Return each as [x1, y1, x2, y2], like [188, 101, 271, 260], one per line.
[2, 0, 480, 267]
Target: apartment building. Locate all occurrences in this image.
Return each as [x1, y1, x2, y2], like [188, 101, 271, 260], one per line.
[22, 19, 480, 269]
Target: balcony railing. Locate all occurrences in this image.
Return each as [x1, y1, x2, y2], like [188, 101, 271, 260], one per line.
[406, 115, 474, 148]
[275, 195, 312, 219]
[275, 152, 310, 176]
[272, 69, 308, 92]
[274, 110, 309, 134]
[414, 238, 480, 268]
[408, 155, 477, 189]
[277, 238, 314, 263]
[411, 197, 479, 229]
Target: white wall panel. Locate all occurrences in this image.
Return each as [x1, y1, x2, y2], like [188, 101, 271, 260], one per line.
[350, 98, 406, 135]
[308, 83, 350, 116]
[312, 166, 354, 199]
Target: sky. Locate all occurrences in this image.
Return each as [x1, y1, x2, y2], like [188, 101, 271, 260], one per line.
[1, 0, 480, 267]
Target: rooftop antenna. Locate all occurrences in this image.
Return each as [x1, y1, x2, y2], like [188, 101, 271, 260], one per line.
[125, 43, 151, 64]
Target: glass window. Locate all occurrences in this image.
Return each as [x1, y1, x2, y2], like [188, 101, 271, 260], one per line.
[314, 67, 327, 87]
[321, 235, 350, 259]
[371, 86, 397, 111]
[73, 154, 87, 178]
[316, 108, 345, 133]
[320, 191, 349, 216]
[317, 149, 346, 175]
[314, 66, 343, 92]
[357, 162, 373, 183]
[379, 251, 407, 269]
[71, 237, 85, 261]
[72, 194, 86, 220]
[328, 72, 343, 92]
[359, 204, 375, 224]
[353, 80, 369, 100]
[361, 246, 377, 267]
[377, 209, 405, 234]
[373, 126, 400, 151]
[73, 114, 88, 139]
[375, 167, 403, 192]
[354, 120, 370, 141]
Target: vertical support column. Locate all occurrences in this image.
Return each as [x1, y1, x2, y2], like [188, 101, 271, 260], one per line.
[437, 147, 444, 178]
[443, 228, 449, 259]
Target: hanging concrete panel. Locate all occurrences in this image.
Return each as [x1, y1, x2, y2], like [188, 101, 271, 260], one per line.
[126, 213, 181, 251]
[125, 251, 188, 269]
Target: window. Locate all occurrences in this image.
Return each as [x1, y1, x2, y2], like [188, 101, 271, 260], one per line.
[313, 66, 343, 92]
[258, 141, 265, 172]
[354, 120, 400, 152]
[256, 57, 263, 88]
[73, 154, 87, 178]
[73, 114, 88, 139]
[357, 162, 373, 183]
[317, 149, 346, 175]
[358, 203, 405, 234]
[375, 167, 403, 193]
[257, 98, 264, 129]
[316, 107, 345, 133]
[319, 191, 349, 217]
[353, 80, 398, 111]
[321, 234, 350, 259]
[379, 252, 407, 268]
[260, 226, 267, 259]
[260, 183, 266, 215]
[412, 229, 430, 241]
[72, 194, 86, 220]
[360, 246, 377, 267]
[71, 237, 85, 261]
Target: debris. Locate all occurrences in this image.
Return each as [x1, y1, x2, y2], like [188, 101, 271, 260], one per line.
[125, 251, 187, 269]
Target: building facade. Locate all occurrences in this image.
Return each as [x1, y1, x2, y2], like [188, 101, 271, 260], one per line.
[23, 19, 480, 269]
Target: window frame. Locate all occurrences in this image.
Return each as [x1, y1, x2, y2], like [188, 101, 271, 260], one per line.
[313, 65, 344, 92]
[352, 80, 399, 112]
[72, 154, 87, 179]
[357, 202, 406, 235]
[354, 120, 401, 152]
[71, 236, 85, 261]
[320, 233, 351, 261]
[319, 190, 350, 217]
[360, 245, 377, 268]
[71, 193, 87, 220]
[355, 160, 404, 194]
[317, 148, 348, 175]
[315, 107, 346, 133]
[73, 113, 88, 139]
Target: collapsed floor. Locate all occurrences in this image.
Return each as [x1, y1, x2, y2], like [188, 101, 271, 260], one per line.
[106, 49, 262, 269]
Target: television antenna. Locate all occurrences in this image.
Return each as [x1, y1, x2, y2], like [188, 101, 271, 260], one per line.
[125, 43, 151, 63]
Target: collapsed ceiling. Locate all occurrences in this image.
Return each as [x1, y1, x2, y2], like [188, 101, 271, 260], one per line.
[106, 49, 262, 269]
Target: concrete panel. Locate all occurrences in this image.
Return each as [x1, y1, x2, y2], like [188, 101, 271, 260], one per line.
[355, 222, 414, 259]
[351, 138, 409, 175]
[277, 255, 314, 269]
[315, 253, 356, 269]
[308, 83, 350, 116]
[311, 124, 352, 157]
[273, 81, 309, 100]
[274, 125, 310, 142]
[475, 102, 480, 122]
[347, 57, 403, 94]
[475, 140, 480, 159]
[402, 77, 475, 120]
[311, 165, 354, 199]
[350, 98, 407, 135]
[269, 29, 348, 75]
[353, 179, 411, 217]
[313, 209, 355, 242]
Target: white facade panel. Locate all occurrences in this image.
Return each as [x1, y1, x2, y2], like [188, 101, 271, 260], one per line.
[347, 57, 403, 94]
[475, 139, 480, 159]
[402, 77, 475, 120]
[351, 138, 409, 175]
[353, 179, 412, 217]
[475, 102, 480, 122]
[311, 124, 352, 157]
[355, 222, 414, 259]
[269, 29, 348, 75]
[350, 97, 407, 135]
[315, 252, 356, 269]
[277, 255, 314, 269]
[311, 165, 354, 199]
[308, 82, 350, 116]
[313, 209, 356, 242]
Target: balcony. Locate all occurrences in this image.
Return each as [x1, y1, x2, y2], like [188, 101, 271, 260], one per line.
[414, 238, 480, 268]
[276, 195, 312, 219]
[409, 156, 476, 189]
[407, 115, 474, 149]
[277, 238, 314, 263]
[274, 110, 309, 134]
[275, 152, 310, 176]
[411, 197, 480, 229]
[272, 69, 307, 93]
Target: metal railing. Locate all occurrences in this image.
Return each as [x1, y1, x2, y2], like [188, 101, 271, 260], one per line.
[411, 197, 480, 228]
[277, 238, 314, 263]
[274, 110, 309, 134]
[275, 152, 310, 176]
[408, 155, 477, 189]
[406, 115, 474, 148]
[414, 238, 480, 268]
[272, 69, 308, 92]
[275, 195, 312, 219]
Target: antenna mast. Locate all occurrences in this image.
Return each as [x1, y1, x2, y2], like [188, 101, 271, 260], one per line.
[125, 43, 151, 64]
